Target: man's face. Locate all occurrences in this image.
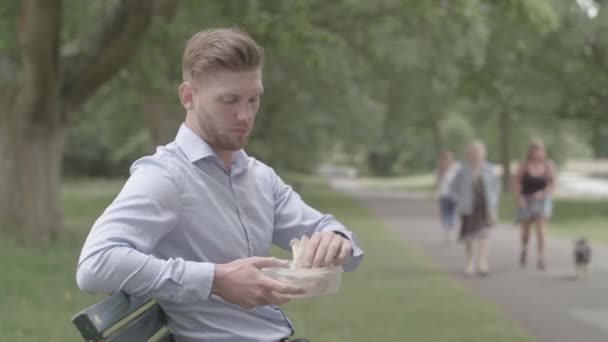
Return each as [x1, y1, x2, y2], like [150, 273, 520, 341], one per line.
[183, 68, 263, 151]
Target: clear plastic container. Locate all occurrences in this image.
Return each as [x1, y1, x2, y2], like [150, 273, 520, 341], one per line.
[261, 264, 343, 299]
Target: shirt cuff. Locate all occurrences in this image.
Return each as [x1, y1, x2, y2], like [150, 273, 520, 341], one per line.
[333, 231, 349, 240]
[178, 261, 215, 302]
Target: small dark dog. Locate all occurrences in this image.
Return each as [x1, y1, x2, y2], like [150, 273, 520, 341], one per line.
[574, 238, 591, 279]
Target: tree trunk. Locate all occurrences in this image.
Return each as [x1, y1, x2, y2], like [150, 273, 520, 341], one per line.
[368, 151, 398, 176]
[0, 120, 65, 242]
[0, 0, 158, 242]
[366, 71, 404, 176]
[0, 0, 64, 242]
[143, 93, 179, 148]
[0, 73, 64, 242]
[498, 111, 512, 190]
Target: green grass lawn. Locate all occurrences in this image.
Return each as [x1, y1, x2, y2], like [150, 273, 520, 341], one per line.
[1, 179, 125, 342]
[0, 176, 532, 341]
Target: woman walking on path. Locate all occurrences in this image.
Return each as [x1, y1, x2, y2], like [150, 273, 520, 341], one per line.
[512, 138, 556, 270]
[435, 151, 460, 242]
[450, 140, 500, 276]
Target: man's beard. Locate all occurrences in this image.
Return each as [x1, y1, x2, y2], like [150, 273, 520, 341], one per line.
[214, 131, 250, 151]
[197, 113, 252, 151]
[202, 121, 250, 151]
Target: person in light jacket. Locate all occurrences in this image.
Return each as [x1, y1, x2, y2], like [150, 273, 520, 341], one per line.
[450, 140, 500, 276]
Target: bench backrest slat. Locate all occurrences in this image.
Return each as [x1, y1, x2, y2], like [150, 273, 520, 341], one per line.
[156, 331, 175, 342]
[72, 292, 150, 341]
[104, 303, 167, 342]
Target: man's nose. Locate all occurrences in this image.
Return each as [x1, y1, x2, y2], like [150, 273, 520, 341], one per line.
[236, 103, 255, 121]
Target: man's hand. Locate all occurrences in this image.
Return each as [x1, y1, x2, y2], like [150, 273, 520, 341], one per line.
[211, 257, 305, 310]
[302, 231, 353, 268]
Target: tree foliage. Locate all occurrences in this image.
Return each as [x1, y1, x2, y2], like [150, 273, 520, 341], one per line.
[2, 0, 608, 240]
[60, 0, 608, 178]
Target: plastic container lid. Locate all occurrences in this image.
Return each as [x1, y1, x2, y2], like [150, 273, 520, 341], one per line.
[261, 264, 343, 299]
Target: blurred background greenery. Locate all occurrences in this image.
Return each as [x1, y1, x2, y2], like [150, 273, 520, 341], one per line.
[61, 0, 608, 177]
[2, 0, 608, 242]
[3, 1, 606, 182]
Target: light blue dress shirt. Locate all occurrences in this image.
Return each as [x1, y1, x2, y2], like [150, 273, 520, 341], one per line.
[76, 124, 364, 342]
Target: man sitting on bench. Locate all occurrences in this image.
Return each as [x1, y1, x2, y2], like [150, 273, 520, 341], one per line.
[76, 27, 364, 342]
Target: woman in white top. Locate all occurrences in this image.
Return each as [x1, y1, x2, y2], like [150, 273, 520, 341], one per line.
[435, 151, 460, 242]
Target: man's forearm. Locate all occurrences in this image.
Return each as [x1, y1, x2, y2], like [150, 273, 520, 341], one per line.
[77, 245, 215, 303]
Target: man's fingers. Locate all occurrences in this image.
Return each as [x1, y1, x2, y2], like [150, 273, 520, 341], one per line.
[262, 276, 305, 295]
[324, 235, 344, 266]
[268, 291, 291, 306]
[250, 257, 289, 270]
[303, 232, 322, 268]
[337, 239, 353, 264]
[312, 234, 334, 268]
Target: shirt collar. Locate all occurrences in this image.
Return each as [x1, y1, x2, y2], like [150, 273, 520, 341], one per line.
[175, 124, 216, 163]
[232, 149, 250, 174]
[175, 123, 249, 171]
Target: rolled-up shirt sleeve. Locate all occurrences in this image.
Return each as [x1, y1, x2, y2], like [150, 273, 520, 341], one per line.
[76, 156, 215, 303]
[269, 168, 364, 271]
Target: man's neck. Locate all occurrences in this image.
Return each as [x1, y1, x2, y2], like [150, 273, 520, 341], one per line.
[215, 149, 233, 171]
[184, 119, 233, 171]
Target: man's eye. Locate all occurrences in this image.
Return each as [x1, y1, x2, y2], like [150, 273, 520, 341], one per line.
[249, 96, 260, 104]
[220, 96, 237, 104]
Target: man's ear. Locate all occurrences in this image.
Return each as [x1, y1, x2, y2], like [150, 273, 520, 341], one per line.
[178, 82, 195, 111]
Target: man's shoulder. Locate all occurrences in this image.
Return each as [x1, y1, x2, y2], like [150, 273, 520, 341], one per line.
[241, 154, 282, 189]
[130, 143, 187, 182]
[116, 143, 186, 202]
[242, 153, 274, 174]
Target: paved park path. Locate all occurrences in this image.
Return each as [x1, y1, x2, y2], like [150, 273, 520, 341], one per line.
[332, 178, 608, 342]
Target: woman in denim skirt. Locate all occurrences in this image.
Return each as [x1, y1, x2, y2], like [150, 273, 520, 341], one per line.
[512, 138, 557, 270]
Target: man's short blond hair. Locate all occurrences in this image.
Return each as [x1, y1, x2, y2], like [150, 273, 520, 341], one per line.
[182, 27, 265, 83]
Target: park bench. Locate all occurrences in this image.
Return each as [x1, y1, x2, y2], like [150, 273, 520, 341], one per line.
[72, 292, 310, 341]
[72, 292, 173, 342]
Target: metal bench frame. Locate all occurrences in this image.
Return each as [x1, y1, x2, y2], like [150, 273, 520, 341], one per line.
[72, 292, 173, 342]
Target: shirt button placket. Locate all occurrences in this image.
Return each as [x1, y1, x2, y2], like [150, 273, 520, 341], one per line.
[229, 172, 253, 257]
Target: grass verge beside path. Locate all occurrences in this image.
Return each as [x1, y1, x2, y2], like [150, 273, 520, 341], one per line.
[1, 176, 533, 341]
[356, 173, 434, 193]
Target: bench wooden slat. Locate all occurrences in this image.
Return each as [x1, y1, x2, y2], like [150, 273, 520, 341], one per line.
[155, 330, 175, 342]
[104, 303, 167, 342]
[72, 292, 150, 341]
